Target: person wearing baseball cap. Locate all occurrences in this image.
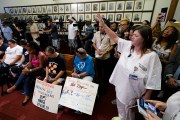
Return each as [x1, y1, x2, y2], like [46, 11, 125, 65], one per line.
[0, 36, 8, 60]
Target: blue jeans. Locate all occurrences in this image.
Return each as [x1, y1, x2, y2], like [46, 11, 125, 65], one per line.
[14, 69, 45, 96]
[14, 73, 33, 96]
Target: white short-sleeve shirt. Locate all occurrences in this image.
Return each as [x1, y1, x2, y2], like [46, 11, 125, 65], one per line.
[68, 22, 78, 39]
[4, 45, 23, 65]
[30, 23, 39, 39]
[109, 38, 162, 105]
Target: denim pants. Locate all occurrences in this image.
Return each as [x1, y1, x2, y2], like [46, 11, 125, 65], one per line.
[14, 69, 45, 96]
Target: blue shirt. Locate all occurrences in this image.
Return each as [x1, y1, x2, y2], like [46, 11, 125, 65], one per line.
[1, 26, 13, 40]
[74, 55, 95, 78]
[85, 25, 94, 40]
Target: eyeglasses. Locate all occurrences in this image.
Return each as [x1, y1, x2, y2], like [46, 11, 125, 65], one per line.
[119, 24, 128, 26]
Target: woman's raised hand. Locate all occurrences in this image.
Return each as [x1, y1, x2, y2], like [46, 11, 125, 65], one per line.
[96, 13, 105, 27]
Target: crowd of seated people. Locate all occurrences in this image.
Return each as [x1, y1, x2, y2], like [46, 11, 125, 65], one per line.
[0, 13, 179, 120]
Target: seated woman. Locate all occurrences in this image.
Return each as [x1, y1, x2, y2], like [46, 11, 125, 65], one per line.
[71, 48, 95, 82]
[5, 41, 46, 106]
[43, 46, 66, 85]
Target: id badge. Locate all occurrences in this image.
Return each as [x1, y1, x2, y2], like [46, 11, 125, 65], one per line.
[129, 73, 138, 81]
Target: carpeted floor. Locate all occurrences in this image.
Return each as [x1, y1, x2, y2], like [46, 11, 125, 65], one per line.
[0, 84, 117, 120]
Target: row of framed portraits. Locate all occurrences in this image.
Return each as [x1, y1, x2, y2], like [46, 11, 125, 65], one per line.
[13, 12, 152, 23]
[4, 0, 155, 15]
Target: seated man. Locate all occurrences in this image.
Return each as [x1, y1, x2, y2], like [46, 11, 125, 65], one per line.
[71, 48, 95, 82]
[159, 47, 180, 100]
[44, 46, 66, 85]
[0, 36, 8, 60]
[0, 39, 23, 74]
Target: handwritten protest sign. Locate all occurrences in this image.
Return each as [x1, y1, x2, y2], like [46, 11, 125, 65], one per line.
[59, 77, 98, 115]
[32, 79, 62, 114]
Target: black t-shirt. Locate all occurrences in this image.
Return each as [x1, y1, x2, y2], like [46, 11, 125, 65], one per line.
[22, 48, 29, 64]
[47, 54, 66, 78]
[0, 43, 8, 59]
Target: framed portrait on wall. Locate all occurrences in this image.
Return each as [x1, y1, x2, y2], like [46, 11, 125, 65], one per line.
[85, 14, 91, 20]
[78, 14, 84, 21]
[27, 15, 33, 20]
[72, 14, 78, 21]
[18, 7, 22, 14]
[53, 5, 58, 13]
[100, 13, 106, 19]
[14, 8, 18, 14]
[47, 6, 52, 13]
[33, 15, 38, 21]
[92, 14, 97, 22]
[100, 2, 107, 12]
[107, 13, 114, 22]
[22, 7, 27, 14]
[9, 8, 14, 14]
[42, 6, 47, 14]
[125, 1, 134, 11]
[134, 0, 144, 11]
[65, 4, 70, 13]
[65, 23, 70, 29]
[59, 5, 64, 13]
[19, 15, 24, 20]
[36, 6, 42, 14]
[65, 14, 71, 22]
[53, 15, 59, 21]
[85, 3, 91, 12]
[4, 8, 9, 14]
[108, 2, 115, 12]
[92, 3, 99, 12]
[115, 13, 123, 22]
[59, 14, 65, 22]
[116, 1, 125, 11]
[32, 7, 37, 14]
[132, 12, 142, 22]
[71, 4, 77, 13]
[124, 13, 132, 21]
[27, 7, 32, 14]
[78, 4, 84, 13]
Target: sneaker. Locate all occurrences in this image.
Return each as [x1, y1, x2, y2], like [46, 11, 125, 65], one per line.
[157, 90, 164, 98]
[111, 99, 117, 105]
[111, 116, 120, 120]
[58, 105, 64, 110]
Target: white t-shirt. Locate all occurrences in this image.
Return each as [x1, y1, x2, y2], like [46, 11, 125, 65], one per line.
[68, 22, 78, 39]
[163, 91, 180, 120]
[30, 23, 39, 39]
[109, 38, 162, 105]
[4, 45, 23, 65]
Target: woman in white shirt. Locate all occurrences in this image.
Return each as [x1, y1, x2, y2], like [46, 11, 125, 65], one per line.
[96, 14, 162, 120]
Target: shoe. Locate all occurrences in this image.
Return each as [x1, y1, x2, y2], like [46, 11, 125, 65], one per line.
[157, 90, 164, 98]
[58, 105, 64, 110]
[22, 96, 31, 106]
[3, 89, 10, 94]
[111, 117, 120, 120]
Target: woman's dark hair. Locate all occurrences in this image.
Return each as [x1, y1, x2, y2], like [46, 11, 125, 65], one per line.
[156, 26, 178, 50]
[130, 25, 153, 56]
[143, 20, 150, 26]
[45, 46, 56, 54]
[28, 41, 41, 55]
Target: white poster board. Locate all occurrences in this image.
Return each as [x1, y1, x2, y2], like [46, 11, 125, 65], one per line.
[59, 77, 98, 115]
[32, 79, 62, 114]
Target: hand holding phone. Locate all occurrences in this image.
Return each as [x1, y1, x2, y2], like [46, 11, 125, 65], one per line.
[137, 98, 163, 118]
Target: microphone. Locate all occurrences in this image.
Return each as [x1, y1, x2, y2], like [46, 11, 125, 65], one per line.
[128, 54, 131, 57]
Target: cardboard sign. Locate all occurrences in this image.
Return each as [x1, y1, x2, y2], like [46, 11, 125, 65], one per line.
[59, 77, 98, 115]
[32, 79, 62, 114]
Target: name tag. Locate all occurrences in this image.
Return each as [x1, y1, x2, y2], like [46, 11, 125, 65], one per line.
[129, 74, 138, 81]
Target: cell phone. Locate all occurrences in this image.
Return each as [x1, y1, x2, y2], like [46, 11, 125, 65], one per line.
[160, 7, 168, 22]
[137, 98, 162, 118]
